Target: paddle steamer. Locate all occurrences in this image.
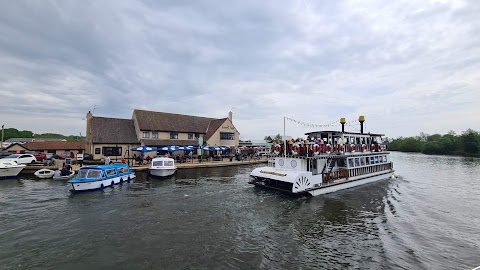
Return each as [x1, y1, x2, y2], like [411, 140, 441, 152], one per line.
[250, 116, 394, 196]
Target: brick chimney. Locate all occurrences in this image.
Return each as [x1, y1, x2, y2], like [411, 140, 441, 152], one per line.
[85, 111, 93, 154]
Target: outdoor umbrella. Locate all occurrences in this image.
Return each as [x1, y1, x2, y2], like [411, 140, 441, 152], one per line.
[179, 146, 195, 150]
[132, 146, 157, 153]
[160, 146, 180, 152]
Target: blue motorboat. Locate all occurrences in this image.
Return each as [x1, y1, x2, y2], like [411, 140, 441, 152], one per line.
[68, 164, 135, 192]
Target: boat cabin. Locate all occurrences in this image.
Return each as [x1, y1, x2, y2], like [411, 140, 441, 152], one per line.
[76, 164, 132, 181]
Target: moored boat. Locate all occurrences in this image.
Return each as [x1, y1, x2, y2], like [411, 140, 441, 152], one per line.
[0, 160, 26, 179]
[249, 116, 394, 196]
[53, 170, 75, 180]
[34, 169, 55, 179]
[68, 164, 135, 191]
[149, 157, 176, 177]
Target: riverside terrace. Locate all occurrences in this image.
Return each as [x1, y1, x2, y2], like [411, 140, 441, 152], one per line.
[20, 156, 268, 174]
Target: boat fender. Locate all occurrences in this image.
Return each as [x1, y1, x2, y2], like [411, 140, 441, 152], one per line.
[273, 144, 281, 155]
[325, 144, 331, 154]
[291, 144, 300, 155]
[111, 180, 115, 186]
[361, 144, 367, 152]
[127, 176, 131, 182]
[350, 144, 356, 152]
[101, 183, 105, 189]
[120, 178, 123, 183]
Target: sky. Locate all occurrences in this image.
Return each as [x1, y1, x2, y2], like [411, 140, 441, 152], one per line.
[0, 0, 479, 140]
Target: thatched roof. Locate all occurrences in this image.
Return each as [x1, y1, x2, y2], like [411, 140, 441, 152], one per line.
[91, 117, 138, 144]
[204, 118, 228, 141]
[133, 109, 216, 133]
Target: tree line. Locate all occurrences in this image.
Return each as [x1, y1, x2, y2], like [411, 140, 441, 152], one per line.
[387, 129, 480, 157]
[1, 128, 83, 142]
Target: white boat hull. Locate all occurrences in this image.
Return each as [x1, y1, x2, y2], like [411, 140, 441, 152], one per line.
[307, 171, 394, 196]
[53, 171, 75, 180]
[149, 168, 176, 177]
[70, 173, 136, 191]
[0, 166, 25, 179]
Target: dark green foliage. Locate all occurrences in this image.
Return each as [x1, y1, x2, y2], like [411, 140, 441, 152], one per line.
[389, 129, 480, 157]
[1, 128, 83, 142]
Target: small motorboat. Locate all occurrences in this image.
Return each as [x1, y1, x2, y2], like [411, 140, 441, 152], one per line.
[149, 157, 177, 177]
[68, 164, 135, 191]
[53, 170, 75, 180]
[34, 169, 55, 179]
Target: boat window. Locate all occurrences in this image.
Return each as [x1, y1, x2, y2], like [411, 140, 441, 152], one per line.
[164, 160, 174, 166]
[379, 156, 384, 163]
[355, 158, 360, 167]
[77, 170, 88, 178]
[106, 169, 116, 176]
[152, 161, 163, 166]
[366, 157, 370, 164]
[86, 169, 102, 179]
[360, 157, 365, 166]
[384, 155, 387, 162]
[118, 168, 125, 174]
[348, 158, 354, 167]
[374, 156, 379, 164]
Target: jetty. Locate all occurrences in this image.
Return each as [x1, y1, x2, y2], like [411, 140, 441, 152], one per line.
[20, 158, 267, 175]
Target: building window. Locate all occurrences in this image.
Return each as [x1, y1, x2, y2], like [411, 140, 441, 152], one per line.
[170, 132, 178, 139]
[195, 133, 200, 138]
[220, 132, 235, 140]
[188, 133, 194, 140]
[95, 148, 101, 154]
[102, 147, 122, 156]
[152, 132, 158, 139]
[142, 131, 150, 138]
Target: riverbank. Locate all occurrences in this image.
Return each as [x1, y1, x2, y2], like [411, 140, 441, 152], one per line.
[20, 158, 268, 175]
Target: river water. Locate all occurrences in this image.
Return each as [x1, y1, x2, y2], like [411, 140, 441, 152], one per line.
[0, 152, 479, 270]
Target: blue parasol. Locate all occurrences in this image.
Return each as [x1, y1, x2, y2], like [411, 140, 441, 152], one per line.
[159, 146, 180, 152]
[132, 146, 157, 152]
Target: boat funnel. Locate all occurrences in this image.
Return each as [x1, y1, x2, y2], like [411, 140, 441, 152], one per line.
[359, 115, 365, 134]
[340, 118, 346, 133]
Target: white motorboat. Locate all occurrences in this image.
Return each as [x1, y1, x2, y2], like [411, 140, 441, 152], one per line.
[68, 164, 135, 192]
[149, 157, 177, 177]
[0, 160, 26, 179]
[34, 169, 55, 179]
[250, 116, 394, 196]
[53, 170, 75, 180]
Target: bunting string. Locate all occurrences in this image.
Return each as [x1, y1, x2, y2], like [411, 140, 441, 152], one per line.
[285, 117, 359, 128]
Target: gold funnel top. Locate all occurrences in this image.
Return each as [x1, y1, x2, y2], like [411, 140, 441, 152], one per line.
[359, 115, 365, 123]
[340, 118, 346, 124]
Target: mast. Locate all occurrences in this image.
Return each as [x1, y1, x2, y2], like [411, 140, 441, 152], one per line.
[283, 116, 286, 158]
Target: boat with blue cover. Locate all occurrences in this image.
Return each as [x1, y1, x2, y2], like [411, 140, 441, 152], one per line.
[68, 164, 135, 191]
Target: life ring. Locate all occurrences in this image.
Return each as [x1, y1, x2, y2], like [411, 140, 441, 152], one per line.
[361, 144, 367, 152]
[350, 144, 356, 152]
[291, 143, 300, 155]
[273, 144, 281, 155]
[377, 144, 382, 152]
[338, 144, 345, 153]
[311, 144, 320, 155]
[370, 144, 375, 151]
[334, 145, 338, 152]
[325, 144, 332, 154]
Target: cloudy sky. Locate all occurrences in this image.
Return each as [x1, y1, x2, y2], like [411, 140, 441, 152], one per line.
[0, 0, 479, 140]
